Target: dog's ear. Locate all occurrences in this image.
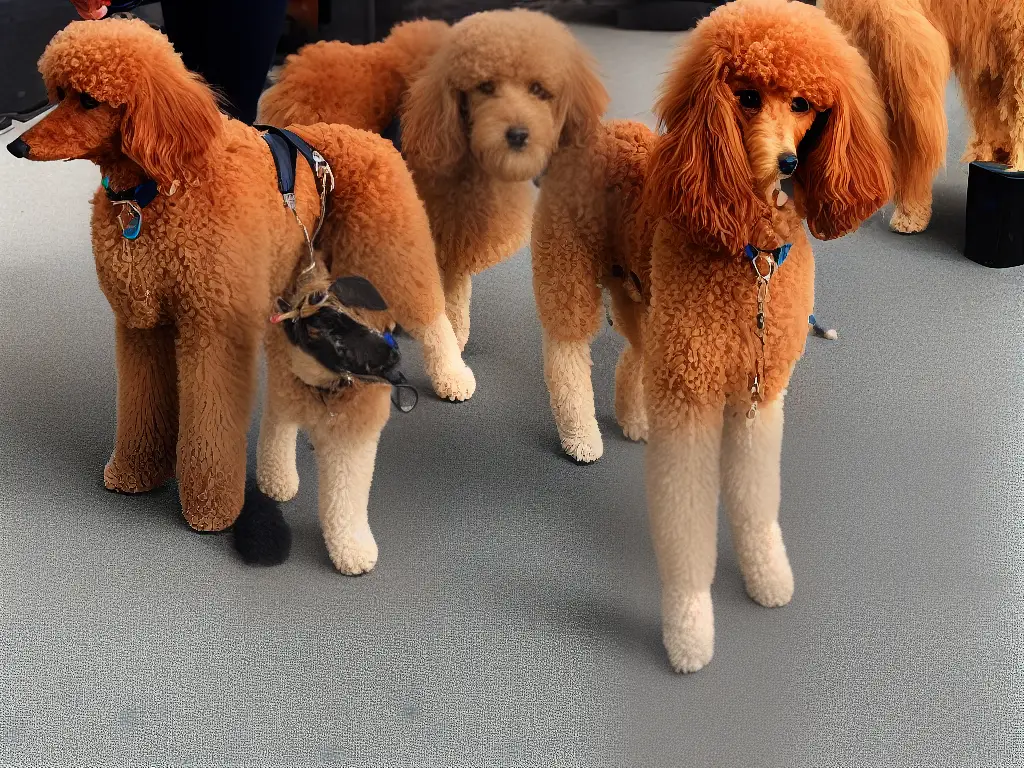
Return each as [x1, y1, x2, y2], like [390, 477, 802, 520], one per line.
[400, 55, 466, 174]
[558, 43, 609, 146]
[795, 52, 894, 240]
[644, 40, 768, 255]
[121, 55, 221, 191]
[329, 276, 389, 311]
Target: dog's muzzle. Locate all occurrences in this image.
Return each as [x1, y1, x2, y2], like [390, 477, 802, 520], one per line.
[6, 138, 30, 158]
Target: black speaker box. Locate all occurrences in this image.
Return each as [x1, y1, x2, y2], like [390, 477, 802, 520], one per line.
[964, 162, 1024, 269]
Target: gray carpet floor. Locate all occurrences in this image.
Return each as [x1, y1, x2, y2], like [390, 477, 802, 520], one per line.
[1, 23, 1021, 768]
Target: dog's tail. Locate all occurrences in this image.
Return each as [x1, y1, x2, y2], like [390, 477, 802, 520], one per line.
[822, 0, 949, 194]
[233, 479, 293, 566]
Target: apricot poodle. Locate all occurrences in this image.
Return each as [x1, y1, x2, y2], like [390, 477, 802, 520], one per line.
[533, 0, 893, 671]
[8, 18, 473, 539]
[822, 0, 1024, 233]
[261, 9, 608, 351]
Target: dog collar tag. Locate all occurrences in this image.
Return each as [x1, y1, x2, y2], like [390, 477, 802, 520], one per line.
[122, 210, 142, 240]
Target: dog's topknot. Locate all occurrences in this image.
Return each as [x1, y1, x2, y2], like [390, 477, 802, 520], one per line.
[39, 18, 188, 106]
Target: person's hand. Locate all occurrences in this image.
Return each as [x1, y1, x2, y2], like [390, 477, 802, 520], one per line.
[71, 0, 110, 19]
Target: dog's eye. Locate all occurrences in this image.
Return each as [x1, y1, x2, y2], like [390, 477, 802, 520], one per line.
[55, 87, 66, 102]
[477, 81, 495, 96]
[736, 90, 761, 110]
[80, 93, 100, 110]
[791, 97, 810, 113]
[529, 82, 552, 101]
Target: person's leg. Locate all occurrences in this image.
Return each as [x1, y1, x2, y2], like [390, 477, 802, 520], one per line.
[162, 0, 288, 124]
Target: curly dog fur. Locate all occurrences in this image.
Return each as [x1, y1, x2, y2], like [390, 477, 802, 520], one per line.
[822, 0, 1024, 233]
[257, 19, 451, 132]
[12, 19, 472, 535]
[261, 9, 608, 351]
[533, 0, 893, 671]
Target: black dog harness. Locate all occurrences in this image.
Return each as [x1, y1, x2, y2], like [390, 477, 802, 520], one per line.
[256, 125, 335, 268]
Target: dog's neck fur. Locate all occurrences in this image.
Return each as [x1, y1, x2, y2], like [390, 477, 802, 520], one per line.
[97, 149, 149, 192]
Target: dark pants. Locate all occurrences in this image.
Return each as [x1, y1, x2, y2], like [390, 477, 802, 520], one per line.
[161, 0, 288, 125]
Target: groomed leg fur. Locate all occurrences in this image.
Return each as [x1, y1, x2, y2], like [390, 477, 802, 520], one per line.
[309, 386, 391, 575]
[543, 332, 603, 463]
[104, 323, 178, 494]
[615, 343, 647, 442]
[444, 270, 472, 352]
[412, 312, 477, 402]
[646, 405, 722, 673]
[721, 399, 793, 608]
[257, 391, 301, 502]
[174, 322, 259, 532]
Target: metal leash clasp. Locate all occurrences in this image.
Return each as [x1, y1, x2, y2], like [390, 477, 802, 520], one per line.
[746, 248, 779, 420]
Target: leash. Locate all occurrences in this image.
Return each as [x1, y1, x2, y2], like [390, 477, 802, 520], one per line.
[256, 125, 335, 274]
[744, 242, 791, 420]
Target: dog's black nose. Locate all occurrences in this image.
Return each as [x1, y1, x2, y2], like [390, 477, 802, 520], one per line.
[506, 126, 529, 150]
[778, 153, 798, 175]
[6, 137, 30, 159]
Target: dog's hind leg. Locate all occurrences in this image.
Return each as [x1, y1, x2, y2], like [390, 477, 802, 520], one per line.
[646, 405, 723, 673]
[104, 323, 178, 494]
[532, 208, 606, 464]
[826, 0, 949, 233]
[256, 386, 301, 503]
[610, 290, 647, 442]
[999, 52, 1024, 171]
[721, 398, 793, 609]
[309, 387, 390, 575]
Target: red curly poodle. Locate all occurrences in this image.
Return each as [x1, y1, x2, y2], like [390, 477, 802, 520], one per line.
[533, 0, 894, 671]
[8, 18, 473, 537]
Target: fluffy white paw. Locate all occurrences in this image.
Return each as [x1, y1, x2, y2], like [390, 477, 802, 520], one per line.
[743, 539, 794, 608]
[325, 526, 379, 576]
[258, 467, 299, 502]
[433, 363, 476, 402]
[890, 205, 930, 234]
[560, 424, 603, 463]
[662, 590, 714, 673]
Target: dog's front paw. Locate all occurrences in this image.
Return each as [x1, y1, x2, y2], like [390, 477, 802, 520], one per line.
[890, 204, 930, 234]
[325, 525, 378, 576]
[257, 466, 299, 503]
[103, 458, 171, 494]
[561, 424, 603, 464]
[433, 363, 476, 402]
[742, 530, 794, 608]
[662, 590, 714, 673]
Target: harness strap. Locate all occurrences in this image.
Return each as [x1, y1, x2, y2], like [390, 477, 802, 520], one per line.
[257, 126, 324, 208]
[256, 125, 335, 271]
